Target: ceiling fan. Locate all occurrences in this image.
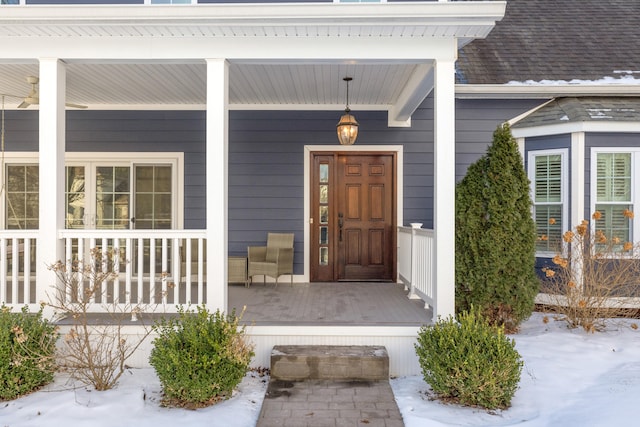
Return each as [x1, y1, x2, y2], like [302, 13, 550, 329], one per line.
[15, 76, 87, 109]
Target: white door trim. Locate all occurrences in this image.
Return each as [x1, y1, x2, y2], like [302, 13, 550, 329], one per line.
[303, 145, 404, 283]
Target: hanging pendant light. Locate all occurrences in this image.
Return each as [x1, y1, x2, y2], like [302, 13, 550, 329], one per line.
[336, 77, 359, 145]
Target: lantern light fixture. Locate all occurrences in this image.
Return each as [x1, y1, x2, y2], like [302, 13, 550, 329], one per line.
[336, 77, 359, 145]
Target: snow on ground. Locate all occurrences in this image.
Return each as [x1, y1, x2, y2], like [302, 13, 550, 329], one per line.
[392, 312, 640, 427]
[2, 312, 640, 427]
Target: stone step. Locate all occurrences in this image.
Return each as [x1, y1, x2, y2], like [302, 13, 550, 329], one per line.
[270, 345, 389, 381]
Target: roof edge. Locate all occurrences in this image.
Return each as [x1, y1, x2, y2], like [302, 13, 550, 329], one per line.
[456, 84, 640, 99]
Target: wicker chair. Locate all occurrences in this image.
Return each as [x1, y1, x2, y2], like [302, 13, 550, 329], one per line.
[247, 233, 294, 287]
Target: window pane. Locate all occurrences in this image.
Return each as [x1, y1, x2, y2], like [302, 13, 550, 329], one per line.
[135, 166, 154, 192]
[115, 167, 130, 192]
[25, 194, 39, 218]
[319, 185, 328, 204]
[319, 206, 328, 224]
[319, 247, 329, 265]
[6, 165, 38, 230]
[66, 166, 86, 229]
[535, 205, 562, 252]
[7, 193, 24, 218]
[134, 165, 172, 230]
[595, 204, 631, 248]
[319, 164, 329, 183]
[154, 194, 172, 220]
[597, 153, 631, 202]
[25, 166, 39, 192]
[155, 166, 172, 192]
[7, 167, 25, 192]
[320, 226, 328, 245]
[535, 155, 562, 203]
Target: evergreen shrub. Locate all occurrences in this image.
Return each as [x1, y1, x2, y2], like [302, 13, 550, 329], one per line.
[455, 123, 538, 330]
[415, 308, 522, 410]
[0, 305, 58, 400]
[149, 305, 254, 408]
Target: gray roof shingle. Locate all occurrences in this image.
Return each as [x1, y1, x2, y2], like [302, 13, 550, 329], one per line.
[457, 0, 640, 84]
[511, 97, 640, 128]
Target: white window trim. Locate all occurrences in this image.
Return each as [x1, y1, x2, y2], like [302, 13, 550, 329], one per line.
[0, 152, 184, 230]
[590, 147, 640, 253]
[528, 148, 569, 258]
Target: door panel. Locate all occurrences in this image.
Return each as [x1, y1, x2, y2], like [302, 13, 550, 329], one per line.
[310, 152, 395, 282]
[338, 154, 394, 281]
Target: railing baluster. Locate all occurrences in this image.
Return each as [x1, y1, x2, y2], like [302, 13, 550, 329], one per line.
[113, 238, 120, 305]
[185, 238, 192, 301]
[137, 238, 144, 305]
[161, 237, 168, 305]
[149, 238, 156, 304]
[24, 238, 31, 304]
[0, 238, 6, 304]
[172, 237, 181, 304]
[78, 238, 85, 304]
[89, 237, 96, 304]
[125, 237, 132, 305]
[197, 237, 204, 304]
[11, 238, 18, 304]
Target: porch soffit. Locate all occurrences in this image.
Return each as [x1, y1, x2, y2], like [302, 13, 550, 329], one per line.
[0, 2, 506, 121]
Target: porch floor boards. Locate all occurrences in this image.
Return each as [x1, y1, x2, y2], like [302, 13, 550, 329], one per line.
[229, 281, 433, 326]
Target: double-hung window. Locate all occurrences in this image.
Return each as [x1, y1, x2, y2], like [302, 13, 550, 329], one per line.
[591, 149, 638, 251]
[528, 149, 568, 256]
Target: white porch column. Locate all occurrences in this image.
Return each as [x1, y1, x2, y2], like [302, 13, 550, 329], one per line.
[36, 59, 66, 311]
[205, 58, 229, 312]
[432, 52, 457, 322]
[570, 132, 586, 228]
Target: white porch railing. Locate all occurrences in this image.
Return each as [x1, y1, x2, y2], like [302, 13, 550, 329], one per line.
[58, 229, 207, 313]
[0, 231, 38, 311]
[398, 226, 435, 315]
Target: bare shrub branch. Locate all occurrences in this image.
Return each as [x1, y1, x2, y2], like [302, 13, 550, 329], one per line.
[47, 247, 164, 391]
[541, 214, 640, 332]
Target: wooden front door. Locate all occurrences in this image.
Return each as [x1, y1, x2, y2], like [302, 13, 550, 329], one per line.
[310, 152, 396, 282]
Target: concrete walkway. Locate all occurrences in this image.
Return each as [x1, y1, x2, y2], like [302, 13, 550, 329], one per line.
[256, 378, 404, 427]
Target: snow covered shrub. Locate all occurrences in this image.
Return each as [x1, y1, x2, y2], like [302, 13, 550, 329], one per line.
[415, 307, 522, 410]
[0, 305, 58, 400]
[150, 305, 254, 408]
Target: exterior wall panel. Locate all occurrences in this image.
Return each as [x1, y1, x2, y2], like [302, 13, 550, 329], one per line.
[2, 98, 540, 276]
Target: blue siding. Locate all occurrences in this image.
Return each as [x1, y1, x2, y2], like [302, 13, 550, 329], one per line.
[2, 98, 541, 275]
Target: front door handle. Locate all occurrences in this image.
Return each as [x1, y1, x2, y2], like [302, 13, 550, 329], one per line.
[338, 212, 343, 242]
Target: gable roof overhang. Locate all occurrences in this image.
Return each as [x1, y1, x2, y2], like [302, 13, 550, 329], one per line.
[0, 2, 506, 125]
[509, 97, 640, 138]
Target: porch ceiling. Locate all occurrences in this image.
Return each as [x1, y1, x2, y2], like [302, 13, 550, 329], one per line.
[0, 2, 506, 121]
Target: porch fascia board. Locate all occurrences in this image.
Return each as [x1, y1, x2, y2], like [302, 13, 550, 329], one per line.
[0, 37, 480, 63]
[0, 2, 506, 42]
